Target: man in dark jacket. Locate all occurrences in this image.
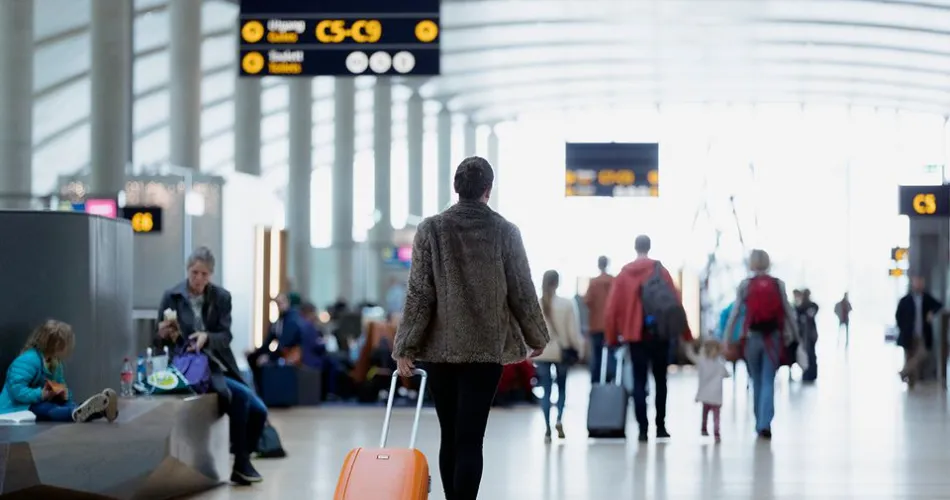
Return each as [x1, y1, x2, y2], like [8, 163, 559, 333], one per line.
[896, 276, 943, 387]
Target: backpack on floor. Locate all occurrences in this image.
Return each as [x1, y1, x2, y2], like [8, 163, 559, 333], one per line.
[256, 422, 287, 459]
[640, 261, 687, 340]
[744, 275, 785, 333]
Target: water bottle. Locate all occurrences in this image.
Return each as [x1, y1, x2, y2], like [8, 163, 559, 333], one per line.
[120, 358, 134, 397]
[144, 348, 154, 395]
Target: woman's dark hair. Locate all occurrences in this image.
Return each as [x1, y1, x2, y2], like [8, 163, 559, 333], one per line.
[454, 156, 495, 200]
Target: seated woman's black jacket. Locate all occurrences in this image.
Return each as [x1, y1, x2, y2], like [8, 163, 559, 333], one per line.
[155, 280, 246, 412]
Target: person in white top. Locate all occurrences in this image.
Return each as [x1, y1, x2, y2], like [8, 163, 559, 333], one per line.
[535, 270, 585, 442]
[682, 338, 730, 442]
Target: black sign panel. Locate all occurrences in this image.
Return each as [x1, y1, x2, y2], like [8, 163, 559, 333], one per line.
[120, 206, 163, 234]
[565, 143, 659, 197]
[898, 185, 950, 217]
[239, 0, 440, 77]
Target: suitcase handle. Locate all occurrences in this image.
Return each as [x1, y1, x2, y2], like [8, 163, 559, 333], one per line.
[600, 346, 624, 387]
[379, 368, 428, 449]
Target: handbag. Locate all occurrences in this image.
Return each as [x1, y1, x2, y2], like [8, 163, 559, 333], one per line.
[172, 345, 213, 394]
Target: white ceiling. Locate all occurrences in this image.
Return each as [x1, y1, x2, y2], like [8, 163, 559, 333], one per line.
[27, 0, 950, 193]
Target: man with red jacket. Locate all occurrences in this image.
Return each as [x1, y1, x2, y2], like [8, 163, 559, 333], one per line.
[604, 235, 691, 442]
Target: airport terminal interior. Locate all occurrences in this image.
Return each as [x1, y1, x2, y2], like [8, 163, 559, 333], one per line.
[1, 0, 950, 498]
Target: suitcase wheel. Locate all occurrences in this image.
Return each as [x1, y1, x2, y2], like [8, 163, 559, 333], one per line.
[428, 475, 432, 493]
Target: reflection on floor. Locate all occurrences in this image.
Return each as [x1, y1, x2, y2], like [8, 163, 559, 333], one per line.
[193, 333, 950, 499]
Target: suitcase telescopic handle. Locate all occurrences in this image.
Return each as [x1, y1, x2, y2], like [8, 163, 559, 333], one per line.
[600, 346, 624, 387]
[379, 368, 428, 449]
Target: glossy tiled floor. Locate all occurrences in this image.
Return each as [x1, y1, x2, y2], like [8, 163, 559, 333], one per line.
[194, 329, 950, 499]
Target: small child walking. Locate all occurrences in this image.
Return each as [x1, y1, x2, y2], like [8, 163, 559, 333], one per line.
[684, 338, 730, 441]
[0, 320, 118, 423]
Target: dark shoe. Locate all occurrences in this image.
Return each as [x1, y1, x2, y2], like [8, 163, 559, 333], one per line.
[232, 460, 263, 485]
[656, 427, 671, 439]
[757, 429, 772, 440]
[637, 430, 648, 442]
[714, 433, 721, 443]
[555, 422, 565, 439]
[701, 429, 709, 437]
[72, 392, 111, 422]
[544, 429, 552, 444]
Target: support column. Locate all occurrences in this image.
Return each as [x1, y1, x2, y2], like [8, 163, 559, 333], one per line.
[406, 87, 424, 222]
[463, 118, 477, 157]
[169, 0, 202, 169]
[437, 103, 452, 211]
[487, 125, 500, 210]
[234, 78, 262, 176]
[372, 78, 394, 302]
[0, 1, 33, 209]
[333, 79, 356, 302]
[90, 0, 132, 197]
[287, 79, 312, 298]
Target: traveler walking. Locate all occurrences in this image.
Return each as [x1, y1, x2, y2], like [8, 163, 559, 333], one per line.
[895, 276, 942, 388]
[604, 235, 691, 442]
[584, 256, 615, 383]
[535, 270, 585, 442]
[723, 249, 798, 440]
[392, 156, 550, 500]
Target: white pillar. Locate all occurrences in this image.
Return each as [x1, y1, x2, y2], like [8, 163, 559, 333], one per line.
[90, 0, 132, 197]
[487, 126, 500, 210]
[372, 78, 394, 302]
[169, 0, 202, 169]
[287, 79, 312, 298]
[333, 78, 356, 302]
[463, 118, 477, 158]
[406, 87, 424, 221]
[234, 78, 262, 176]
[437, 104, 452, 211]
[0, 1, 32, 209]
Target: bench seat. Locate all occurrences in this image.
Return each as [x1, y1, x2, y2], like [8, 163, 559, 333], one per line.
[0, 395, 229, 499]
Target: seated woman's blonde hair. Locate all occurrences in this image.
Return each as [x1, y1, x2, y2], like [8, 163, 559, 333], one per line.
[748, 249, 771, 273]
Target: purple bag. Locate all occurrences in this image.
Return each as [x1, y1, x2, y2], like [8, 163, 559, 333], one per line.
[172, 350, 212, 394]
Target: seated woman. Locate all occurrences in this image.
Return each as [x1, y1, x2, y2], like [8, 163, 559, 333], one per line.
[156, 247, 267, 486]
[0, 320, 118, 422]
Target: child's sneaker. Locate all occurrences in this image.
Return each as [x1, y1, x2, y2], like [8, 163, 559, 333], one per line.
[701, 429, 709, 437]
[71, 392, 110, 423]
[101, 388, 119, 422]
[714, 434, 721, 443]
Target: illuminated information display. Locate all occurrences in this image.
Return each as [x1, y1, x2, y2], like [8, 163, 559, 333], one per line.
[899, 185, 950, 217]
[565, 143, 659, 197]
[239, 0, 440, 76]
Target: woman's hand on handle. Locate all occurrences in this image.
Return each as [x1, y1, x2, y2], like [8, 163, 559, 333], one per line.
[396, 357, 415, 378]
[188, 332, 209, 352]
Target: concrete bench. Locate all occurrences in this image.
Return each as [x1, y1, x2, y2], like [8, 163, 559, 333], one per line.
[0, 394, 229, 499]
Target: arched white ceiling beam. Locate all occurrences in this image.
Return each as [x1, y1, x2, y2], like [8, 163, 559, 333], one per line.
[456, 79, 950, 121]
[470, 90, 949, 125]
[432, 60, 950, 102]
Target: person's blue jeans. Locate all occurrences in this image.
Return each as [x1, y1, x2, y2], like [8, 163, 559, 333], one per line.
[535, 362, 568, 428]
[226, 378, 268, 462]
[745, 331, 778, 432]
[30, 401, 77, 422]
[588, 332, 616, 384]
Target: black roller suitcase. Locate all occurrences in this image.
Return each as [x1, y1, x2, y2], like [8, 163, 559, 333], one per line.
[587, 346, 628, 438]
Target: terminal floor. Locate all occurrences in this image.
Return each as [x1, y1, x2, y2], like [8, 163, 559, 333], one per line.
[194, 335, 950, 499]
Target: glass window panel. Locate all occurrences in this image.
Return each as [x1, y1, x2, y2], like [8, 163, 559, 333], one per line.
[134, 51, 169, 94]
[34, 78, 90, 144]
[202, 69, 234, 106]
[134, 8, 169, 53]
[134, 90, 170, 133]
[33, 123, 90, 194]
[34, 34, 90, 93]
[201, 33, 234, 70]
[353, 150, 375, 242]
[35, 0, 90, 42]
[312, 166, 332, 248]
[201, 132, 233, 173]
[134, 127, 170, 167]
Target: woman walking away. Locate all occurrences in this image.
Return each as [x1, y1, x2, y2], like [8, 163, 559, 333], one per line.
[723, 249, 799, 440]
[393, 156, 550, 500]
[535, 270, 585, 443]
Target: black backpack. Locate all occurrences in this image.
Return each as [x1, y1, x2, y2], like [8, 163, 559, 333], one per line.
[640, 261, 687, 340]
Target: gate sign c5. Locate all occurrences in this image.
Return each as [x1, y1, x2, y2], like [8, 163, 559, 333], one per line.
[899, 185, 950, 218]
[120, 206, 163, 234]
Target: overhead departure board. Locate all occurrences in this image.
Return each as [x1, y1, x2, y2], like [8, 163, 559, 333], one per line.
[565, 143, 659, 197]
[239, 0, 441, 77]
[899, 184, 950, 217]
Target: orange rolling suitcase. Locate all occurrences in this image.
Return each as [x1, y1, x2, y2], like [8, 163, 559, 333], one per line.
[334, 369, 431, 499]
